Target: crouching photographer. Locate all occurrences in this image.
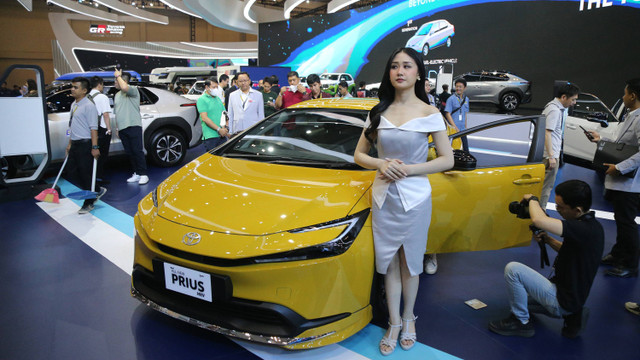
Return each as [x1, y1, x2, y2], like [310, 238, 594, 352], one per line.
[489, 180, 604, 338]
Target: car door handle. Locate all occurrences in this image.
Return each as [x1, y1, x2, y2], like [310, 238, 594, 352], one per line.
[141, 114, 154, 119]
[566, 124, 577, 130]
[513, 178, 542, 185]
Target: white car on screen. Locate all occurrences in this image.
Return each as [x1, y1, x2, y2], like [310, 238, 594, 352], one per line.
[406, 19, 455, 57]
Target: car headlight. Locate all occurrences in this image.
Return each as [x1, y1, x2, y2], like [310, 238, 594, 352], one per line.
[252, 208, 370, 264]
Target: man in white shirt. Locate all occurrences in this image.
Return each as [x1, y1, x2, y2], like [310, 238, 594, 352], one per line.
[227, 72, 265, 136]
[539, 83, 580, 210]
[89, 76, 112, 183]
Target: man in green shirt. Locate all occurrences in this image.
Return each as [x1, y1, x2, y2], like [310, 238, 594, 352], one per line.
[261, 77, 278, 117]
[197, 79, 228, 151]
[114, 69, 148, 185]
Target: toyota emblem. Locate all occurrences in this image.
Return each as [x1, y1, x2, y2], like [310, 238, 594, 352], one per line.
[182, 232, 201, 246]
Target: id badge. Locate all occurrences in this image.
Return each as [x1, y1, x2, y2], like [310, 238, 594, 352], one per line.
[66, 129, 70, 136]
[458, 114, 462, 123]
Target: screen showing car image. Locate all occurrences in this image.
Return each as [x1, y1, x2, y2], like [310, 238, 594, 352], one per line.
[259, 0, 640, 108]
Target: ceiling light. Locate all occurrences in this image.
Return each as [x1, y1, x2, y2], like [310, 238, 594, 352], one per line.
[243, 0, 257, 24]
[284, 0, 306, 19]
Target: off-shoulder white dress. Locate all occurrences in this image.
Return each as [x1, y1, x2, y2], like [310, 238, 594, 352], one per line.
[369, 113, 446, 276]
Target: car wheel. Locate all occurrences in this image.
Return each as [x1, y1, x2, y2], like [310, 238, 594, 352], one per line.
[370, 88, 379, 98]
[446, 37, 452, 47]
[1, 156, 17, 181]
[147, 129, 187, 167]
[500, 92, 520, 111]
[422, 43, 430, 57]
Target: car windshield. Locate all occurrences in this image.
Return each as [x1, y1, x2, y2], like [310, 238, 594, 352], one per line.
[188, 82, 205, 95]
[218, 109, 374, 169]
[320, 74, 339, 81]
[417, 23, 433, 36]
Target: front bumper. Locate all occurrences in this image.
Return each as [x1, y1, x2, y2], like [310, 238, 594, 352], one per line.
[131, 282, 337, 346]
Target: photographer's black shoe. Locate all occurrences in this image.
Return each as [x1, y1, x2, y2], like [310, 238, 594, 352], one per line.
[562, 307, 590, 338]
[605, 266, 638, 278]
[489, 313, 535, 337]
[601, 254, 619, 266]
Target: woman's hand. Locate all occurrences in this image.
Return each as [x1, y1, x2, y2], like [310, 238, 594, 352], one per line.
[378, 158, 408, 182]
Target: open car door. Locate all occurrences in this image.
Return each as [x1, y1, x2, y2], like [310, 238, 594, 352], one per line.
[428, 115, 546, 253]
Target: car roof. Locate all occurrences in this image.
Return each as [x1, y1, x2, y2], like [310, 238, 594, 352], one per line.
[55, 71, 142, 81]
[287, 98, 379, 111]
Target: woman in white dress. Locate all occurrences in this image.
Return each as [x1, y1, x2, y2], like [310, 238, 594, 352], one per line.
[354, 48, 454, 356]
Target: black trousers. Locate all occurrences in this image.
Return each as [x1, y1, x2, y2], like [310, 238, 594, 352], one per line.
[608, 189, 640, 269]
[67, 139, 95, 206]
[97, 126, 111, 180]
[119, 126, 147, 176]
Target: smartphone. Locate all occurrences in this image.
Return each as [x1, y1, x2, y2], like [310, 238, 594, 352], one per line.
[116, 63, 122, 71]
[579, 125, 594, 140]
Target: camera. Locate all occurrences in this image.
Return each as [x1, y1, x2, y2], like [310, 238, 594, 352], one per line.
[508, 199, 531, 219]
[509, 197, 549, 268]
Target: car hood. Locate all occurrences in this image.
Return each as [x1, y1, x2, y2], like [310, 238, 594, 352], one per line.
[156, 154, 373, 235]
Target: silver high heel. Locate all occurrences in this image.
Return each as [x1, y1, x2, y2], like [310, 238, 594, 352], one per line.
[379, 322, 402, 356]
[400, 315, 418, 350]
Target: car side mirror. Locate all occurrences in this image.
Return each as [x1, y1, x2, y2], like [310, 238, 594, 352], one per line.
[586, 112, 609, 128]
[453, 150, 477, 170]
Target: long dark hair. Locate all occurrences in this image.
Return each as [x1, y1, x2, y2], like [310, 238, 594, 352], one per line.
[365, 47, 428, 144]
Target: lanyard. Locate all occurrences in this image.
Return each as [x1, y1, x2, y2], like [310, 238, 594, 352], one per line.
[68, 103, 78, 128]
[240, 92, 249, 109]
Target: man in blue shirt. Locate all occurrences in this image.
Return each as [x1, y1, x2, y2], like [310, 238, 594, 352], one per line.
[444, 78, 470, 151]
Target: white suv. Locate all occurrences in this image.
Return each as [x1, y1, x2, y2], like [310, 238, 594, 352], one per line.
[45, 84, 200, 167]
[319, 73, 354, 90]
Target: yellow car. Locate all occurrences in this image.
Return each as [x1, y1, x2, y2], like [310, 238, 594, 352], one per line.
[131, 98, 546, 349]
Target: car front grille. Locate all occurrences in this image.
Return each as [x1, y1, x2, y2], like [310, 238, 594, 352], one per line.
[131, 264, 349, 338]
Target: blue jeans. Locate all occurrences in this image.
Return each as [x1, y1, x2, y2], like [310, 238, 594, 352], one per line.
[504, 262, 570, 323]
[203, 137, 226, 151]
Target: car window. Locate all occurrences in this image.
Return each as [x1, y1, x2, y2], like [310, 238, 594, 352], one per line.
[219, 109, 375, 168]
[481, 74, 509, 81]
[570, 93, 618, 123]
[451, 119, 541, 168]
[417, 23, 433, 36]
[462, 74, 481, 82]
[46, 89, 74, 113]
[188, 82, 205, 95]
[105, 86, 157, 106]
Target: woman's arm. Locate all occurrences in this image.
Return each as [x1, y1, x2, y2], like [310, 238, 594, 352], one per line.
[404, 130, 454, 176]
[354, 131, 407, 180]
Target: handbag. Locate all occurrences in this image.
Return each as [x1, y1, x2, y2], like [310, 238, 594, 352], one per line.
[593, 140, 639, 178]
[453, 149, 476, 170]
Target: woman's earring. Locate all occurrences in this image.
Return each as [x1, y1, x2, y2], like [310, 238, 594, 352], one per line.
[417, 76, 421, 80]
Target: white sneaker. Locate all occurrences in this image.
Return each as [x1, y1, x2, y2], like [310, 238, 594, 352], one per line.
[424, 254, 438, 274]
[127, 173, 140, 183]
[138, 175, 149, 185]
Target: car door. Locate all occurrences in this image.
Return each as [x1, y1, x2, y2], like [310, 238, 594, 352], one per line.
[564, 93, 620, 162]
[461, 74, 483, 100]
[46, 88, 75, 161]
[428, 115, 546, 253]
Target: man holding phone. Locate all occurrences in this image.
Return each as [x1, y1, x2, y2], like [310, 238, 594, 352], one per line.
[587, 78, 640, 277]
[539, 83, 580, 210]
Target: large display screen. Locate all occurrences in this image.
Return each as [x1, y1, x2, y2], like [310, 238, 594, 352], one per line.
[259, 0, 640, 107]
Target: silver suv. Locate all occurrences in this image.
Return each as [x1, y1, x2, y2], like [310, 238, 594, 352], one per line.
[455, 71, 532, 111]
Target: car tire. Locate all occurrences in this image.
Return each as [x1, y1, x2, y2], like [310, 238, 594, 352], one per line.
[500, 92, 520, 111]
[147, 128, 187, 167]
[1, 156, 17, 181]
[446, 37, 452, 47]
[422, 43, 430, 57]
[370, 88, 379, 98]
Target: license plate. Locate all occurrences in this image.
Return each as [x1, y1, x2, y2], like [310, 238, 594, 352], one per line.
[163, 262, 212, 302]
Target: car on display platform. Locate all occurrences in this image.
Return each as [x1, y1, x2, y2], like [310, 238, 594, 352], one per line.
[563, 92, 626, 167]
[455, 70, 532, 111]
[45, 83, 200, 167]
[405, 19, 455, 57]
[130, 98, 546, 349]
